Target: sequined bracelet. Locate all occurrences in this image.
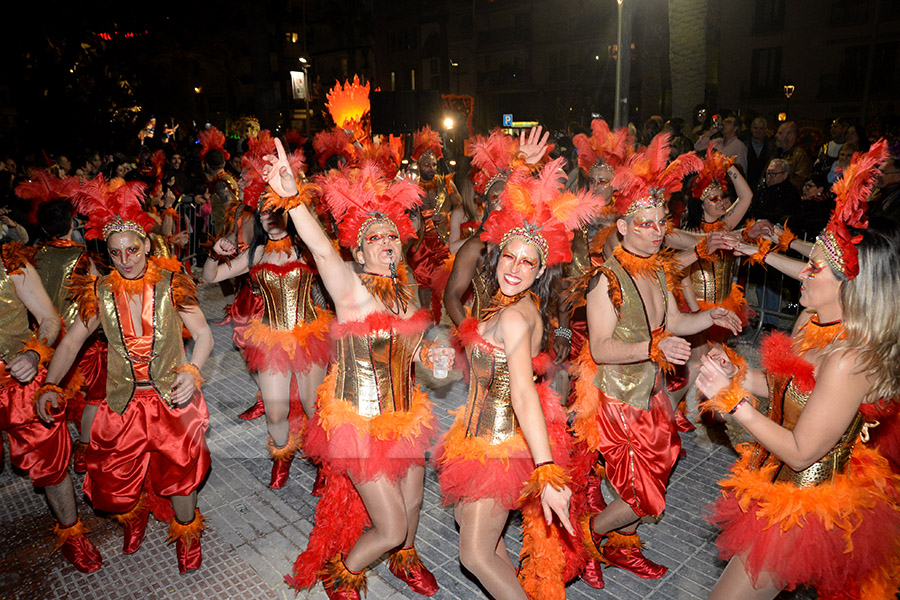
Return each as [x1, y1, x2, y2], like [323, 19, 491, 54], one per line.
[33, 383, 67, 416]
[648, 331, 675, 375]
[517, 463, 571, 503]
[698, 347, 755, 415]
[554, 327, 572, 341]
[176, 363, 205, 390]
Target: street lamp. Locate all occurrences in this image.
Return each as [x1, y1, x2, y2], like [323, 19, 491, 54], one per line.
[783, 84, 795, 119]
[613, 0, 632, 128]
[299, 57, 311, 140]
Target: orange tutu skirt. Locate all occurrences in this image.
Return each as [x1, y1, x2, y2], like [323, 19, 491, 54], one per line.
[241, 312, 332, 375]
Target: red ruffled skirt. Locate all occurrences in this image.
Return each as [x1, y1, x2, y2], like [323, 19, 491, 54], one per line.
[706, 444, 900, 599]
[0, 368, 71, 487]
[240, 312, 333, 375]
[223, 281, 264, 351]
[303, 369, 437, 483]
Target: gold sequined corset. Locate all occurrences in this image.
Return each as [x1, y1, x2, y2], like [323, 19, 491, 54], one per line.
[331, 317, 425, 418]
[751, 374, 864, 488]
[687, 254, 736, 304]
[462, 342, 519, 444]
[251, 261, 318, 330]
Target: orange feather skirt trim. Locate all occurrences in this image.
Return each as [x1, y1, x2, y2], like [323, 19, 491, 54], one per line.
[241, 312, 333, 375]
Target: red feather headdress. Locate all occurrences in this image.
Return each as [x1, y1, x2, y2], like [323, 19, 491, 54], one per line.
[467, 129, 522, 195]
[314, 163, 422, 249]
[815, 138, 888, 279]
[358, 137, 402, 180]
[198, 126, 230, 162]
[241, 130, 307, 211]
[411, 125, 443, 161]
[612, 133, 703, 218]
[73, 176, 156, 241]
[480, 158, 608, 267]
[690, 143, 734, 201]
[15, 171, 81, 225]
[313, 128, 358, 168]
[572, 118, 634, 176]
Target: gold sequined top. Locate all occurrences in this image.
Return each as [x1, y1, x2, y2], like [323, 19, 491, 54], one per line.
[749, 374, 865, 488]
[0, 251, 31, 362]
[33, 243, 87, 330]
[251, 261, 319, 330]
[331, 310, 430, 418]
[462, 341, 519, 444]
[687, 253, 736, 304]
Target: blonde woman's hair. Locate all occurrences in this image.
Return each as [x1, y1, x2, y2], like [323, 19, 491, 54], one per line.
[836, 220, 900, 405]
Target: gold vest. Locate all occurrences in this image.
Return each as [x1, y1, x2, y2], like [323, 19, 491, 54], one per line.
[97, 269, 186, 414]
[592, 255, 668, 410]
[253, 263, 319, 330]
[0, 254, 31, 362]
[687, 254, 736, 304]
[462, 343, 518, 444]
[33, 244, 85, 330]
[470, 264, 491, 321]
[331, 321, 423, 418]
[750, 373, 864, 487]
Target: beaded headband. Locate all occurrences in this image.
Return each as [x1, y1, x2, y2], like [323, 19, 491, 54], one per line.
[102, 217, 148, 241]
[623, 187, 666, 218]
[700, 182, 724, 202]
[499, 225, 548, 266]
[813, 231, 846, 277]
[357, 213, 399, 248]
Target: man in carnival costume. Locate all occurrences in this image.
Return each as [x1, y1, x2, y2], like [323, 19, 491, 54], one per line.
[36, 176, 213, 573]
[0, 236, 102, 573]
[570, 134, 742, 588]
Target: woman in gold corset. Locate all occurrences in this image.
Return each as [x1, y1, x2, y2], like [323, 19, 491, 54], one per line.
[435, 159, 605, 600]
[203, 139, 331, 490]
[263, 139, 453, 600]
[696, 142, 900, 600]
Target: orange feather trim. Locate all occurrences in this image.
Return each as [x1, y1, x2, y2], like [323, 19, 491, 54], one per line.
[267, 430, 303, 460]
[319, 554, 367, 595]
[316, 370, 435, 443]
[389, 546, 427, 572]
[649, 330, 675, 375]
[579, 513, 606, 562]
[518, 497, 570, 600]
[698, 346, 754, 415]
[106, 258, 162, 297]
[166, 510, 206, 552]
[263, 236, 294, 256]
[52, 517, 91, 552]
[746, 239, 773, 266]
[694, 234, 717, 261]
[21, 335, 54, 368]
[613, 245, 663, 279]
[517, 464, 571, 503]
[569, 345, 606, 452]
[162, 207, 180, 221]
[605, 531, 643, 550]
[113, 493, 148, 524]
[795, 315, 844, 355]
[242, 313, 333, 363]
[68, 270, 99, 325]
[434, 412, 528, 464]
[1, 241, 35, 276]
[261, 182, 317, 213]
[171, 271, 199, 310]
[598, 265, 623, 311]
[720, 444, 900, 548]
[175, 363, 204, 390]
[774, 223, 797, 252]
[696, 283, 751, 325]
[34, 383, 67, 417]
[357, 263, 415, 314]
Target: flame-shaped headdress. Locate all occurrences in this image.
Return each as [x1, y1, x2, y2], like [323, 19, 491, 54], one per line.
[315, 163, 422, 249]
[198, 126, 230, 162]
[572, 118, 634, 179]
[411, 125, 443, 161]
[480, 158, 608, 267]
[815, 139, 888, 279]
[612, 133, 703, 218]
[326, 76, 371, 137]
[241, 130, 307, 211]
[72, 176, 157, 241]
[691, 144, 734, 201]
[15, 171, 81, 225]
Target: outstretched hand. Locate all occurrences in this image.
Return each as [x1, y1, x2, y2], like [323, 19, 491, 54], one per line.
[697, 351, 735, 399]
[541, 484, 575, 536]
[262, 138, 299, 198]
[709, 307, 742, 335]
[519, 126, 551, 165]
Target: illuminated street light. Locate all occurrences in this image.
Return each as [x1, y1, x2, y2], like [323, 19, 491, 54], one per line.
[443, 116, 454, 130]
[784, 84, 795, 118]
[194, 86, 202, 94]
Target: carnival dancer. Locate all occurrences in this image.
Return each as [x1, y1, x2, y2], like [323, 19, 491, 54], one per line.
[434, 158, 607, 599]
[36, 176, 213, 573]
[263, 139, 452, 599]
[697, 140, 900, 600]
[0, 239, 102, 573]
[406, 125, 460, 315]
[203, 135, 331, 489]
[570, 134, 742, 587]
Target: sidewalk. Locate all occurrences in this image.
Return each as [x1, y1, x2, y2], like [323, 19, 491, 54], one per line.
[0, 283, 814, 600]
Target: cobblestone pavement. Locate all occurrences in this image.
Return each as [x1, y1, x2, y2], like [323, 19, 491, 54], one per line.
[1, 283, 815, 600]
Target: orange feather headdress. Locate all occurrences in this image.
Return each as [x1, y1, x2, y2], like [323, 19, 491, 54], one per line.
[15, 171, 81, 225]
[572, 118, 634, 177]
[241, 130, 307, 211]
[313, 128, 358, 169]
[73, 176, 156, 241]
[315, 163, 422, 249]
[815, 138, 888, 279]
[691, 143, 734, 201]
[480, 158, 608, 267]
[411, 125, 443, 161]
[198, 126, 229, 162]
[466, 129, 530, 195]
[612, 133, 703, 218]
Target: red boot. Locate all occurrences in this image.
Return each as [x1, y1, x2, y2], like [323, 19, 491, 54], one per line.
[167, 510, 206, 574]
[388, 545, 439, 596]
[115, 493, 150, 554]
[54, 518, 103, 573]
[268, 432, 301, 490]
[238, 392, 265, 420]
[603, 531, 667, 579]
[72, 440, 88, 474]
[321, 553, 367, 600]
[579, 515, 607, 589]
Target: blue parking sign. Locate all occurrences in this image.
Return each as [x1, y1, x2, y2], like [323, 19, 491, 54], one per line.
[502, 114, 513, 127]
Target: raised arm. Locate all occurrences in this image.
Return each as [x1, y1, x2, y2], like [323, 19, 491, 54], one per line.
[202, 238, 250, 283]
[721, 165, 754, 231]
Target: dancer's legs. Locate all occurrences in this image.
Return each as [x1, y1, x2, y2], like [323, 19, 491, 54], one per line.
[708, 556, 779, 600]
[344, 476, 409, 572]
[398, 464, 425, 547]
[79, 404, 99, 444]
[297, 363, 326, 420]
[45, 474, 78, 525]
[171, 490, 198, 523]
[258, 370, 291, 446]
[455, 499, 525, 600]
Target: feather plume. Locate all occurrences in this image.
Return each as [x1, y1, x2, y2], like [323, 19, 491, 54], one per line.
[73, 175, 156, 240]
[411, 125, 443, 161]
[198, 126, 229, 161]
